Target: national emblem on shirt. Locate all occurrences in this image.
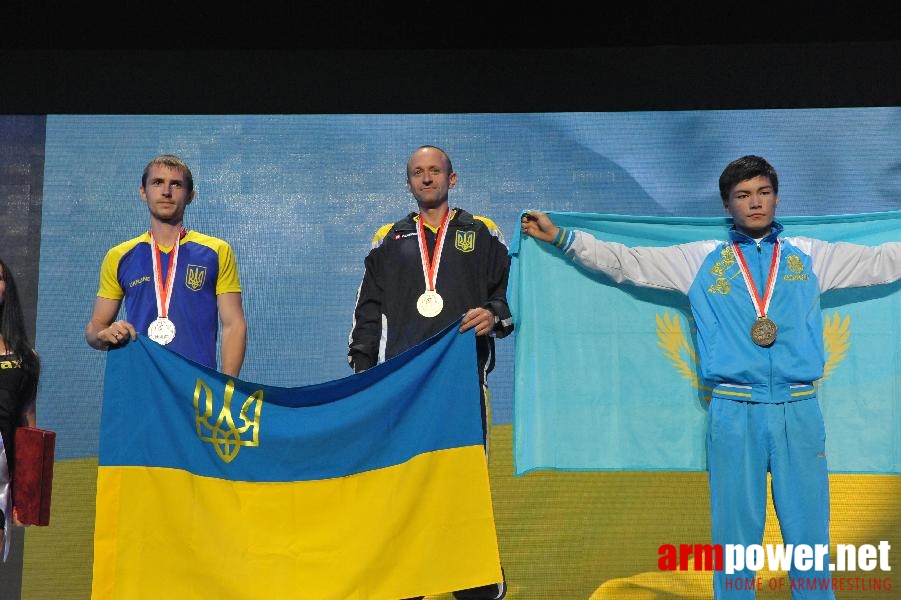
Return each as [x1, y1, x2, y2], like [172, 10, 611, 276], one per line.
[783, 254, 809, 281]
[185, 264, 207, 291]
[455, 230, 476, 253]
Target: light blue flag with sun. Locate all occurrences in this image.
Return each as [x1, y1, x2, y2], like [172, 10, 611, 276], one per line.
[509, 210, 901, 477]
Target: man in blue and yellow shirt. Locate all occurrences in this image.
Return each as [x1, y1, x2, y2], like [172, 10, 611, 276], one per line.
[85, 154, 246, 377]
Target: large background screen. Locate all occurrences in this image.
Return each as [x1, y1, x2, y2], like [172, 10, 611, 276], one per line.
[1, 43, 899, 599]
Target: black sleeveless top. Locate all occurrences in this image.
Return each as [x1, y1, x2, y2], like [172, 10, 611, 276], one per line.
[0, 352, 27, 471]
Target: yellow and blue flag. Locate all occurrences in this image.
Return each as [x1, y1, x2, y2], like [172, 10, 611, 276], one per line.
[510, 210, 901, 476]
[92, 320, 502, 600]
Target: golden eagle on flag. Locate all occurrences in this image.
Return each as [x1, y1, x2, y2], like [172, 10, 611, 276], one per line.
[509, 210, 901, 476]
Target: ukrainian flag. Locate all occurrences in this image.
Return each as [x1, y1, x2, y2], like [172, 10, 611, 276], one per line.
[510, 210, 901, 477]
[91, 320, 502, 599]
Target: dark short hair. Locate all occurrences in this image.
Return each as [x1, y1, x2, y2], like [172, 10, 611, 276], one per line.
[141, 154, 194, 194]
[719, 155, 778, 204]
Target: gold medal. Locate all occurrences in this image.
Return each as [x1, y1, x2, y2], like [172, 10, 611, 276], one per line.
[416, 290, 444, 318]
[750, 316, 777, 347]
[415, 210, 452, 320]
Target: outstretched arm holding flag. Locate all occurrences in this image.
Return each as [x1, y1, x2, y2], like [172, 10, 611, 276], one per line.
[520, 155, 901, 599]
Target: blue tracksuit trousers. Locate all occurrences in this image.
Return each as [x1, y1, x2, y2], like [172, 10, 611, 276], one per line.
[708, 397, 835, 599]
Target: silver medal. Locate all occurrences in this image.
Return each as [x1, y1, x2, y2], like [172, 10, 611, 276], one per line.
[416, 291, 444, 318]
[147, 317, 176, 345]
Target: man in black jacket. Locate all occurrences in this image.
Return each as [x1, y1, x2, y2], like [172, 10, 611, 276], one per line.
[348, 145, 511, 600]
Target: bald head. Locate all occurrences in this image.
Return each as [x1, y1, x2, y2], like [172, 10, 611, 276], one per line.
[406, 145, 453, 180]
[405, 145, 457, 213]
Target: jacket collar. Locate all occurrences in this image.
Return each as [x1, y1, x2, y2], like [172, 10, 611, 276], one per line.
[728, 220, 783, 244]
[395, 207, 474, 232]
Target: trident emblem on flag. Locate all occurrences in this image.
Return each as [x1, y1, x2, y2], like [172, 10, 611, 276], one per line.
[193, 378, 263, 463]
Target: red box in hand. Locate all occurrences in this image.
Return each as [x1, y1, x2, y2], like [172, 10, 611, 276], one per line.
[12, 427, 56, 526]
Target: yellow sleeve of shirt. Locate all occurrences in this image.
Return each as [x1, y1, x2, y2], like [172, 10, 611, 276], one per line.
[183, 231, 242, 295]
[97, 249, 124, 300]
[96, 235, 147, 300]
[216, 240, 242, 295]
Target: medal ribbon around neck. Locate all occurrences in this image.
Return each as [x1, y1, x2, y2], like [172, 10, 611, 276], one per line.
[149, 228, 185, 321]
[416, 209, 453, 295]
[731, 239, 781, 321]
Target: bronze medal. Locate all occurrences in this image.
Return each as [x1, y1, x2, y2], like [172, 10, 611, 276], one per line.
[732, 240, 781, 349]
[750, 316, 777, 347]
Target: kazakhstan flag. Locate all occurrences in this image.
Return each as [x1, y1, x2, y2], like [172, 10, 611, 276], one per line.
[510, 210, 901, 477]
[92, 320, 502, 600]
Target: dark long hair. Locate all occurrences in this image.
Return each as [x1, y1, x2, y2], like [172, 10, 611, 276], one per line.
[0, 257, 40, 403]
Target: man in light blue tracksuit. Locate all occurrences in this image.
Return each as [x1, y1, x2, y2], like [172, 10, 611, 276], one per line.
[520, 155, 901, 599]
